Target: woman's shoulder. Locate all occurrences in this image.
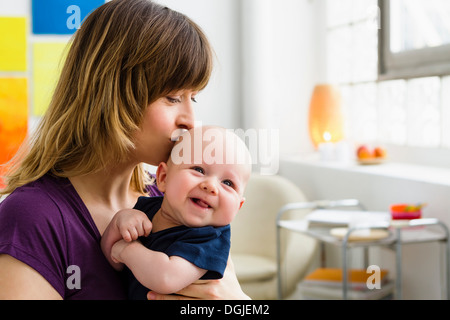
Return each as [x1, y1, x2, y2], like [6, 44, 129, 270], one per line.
[0, 187, 56, 231]
[0, 176, 75, 298]
[0, 174, 74, 225]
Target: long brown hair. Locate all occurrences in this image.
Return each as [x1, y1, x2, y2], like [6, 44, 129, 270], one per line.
[1, 0, 213, 195]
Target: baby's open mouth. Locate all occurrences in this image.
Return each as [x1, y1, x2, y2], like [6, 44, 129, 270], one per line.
[191, 198, 212, 209]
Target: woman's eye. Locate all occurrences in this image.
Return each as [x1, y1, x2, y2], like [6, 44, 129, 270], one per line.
[222, 180, 234, 188]
[192, 166, 204, 174]
[167, 97, 181, 104]
[191, 97, 198, 103]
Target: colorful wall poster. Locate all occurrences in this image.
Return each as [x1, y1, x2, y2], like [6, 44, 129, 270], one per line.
[32, 42, 68, 116]
[0, 78, 28, 188]
[32, 0, 105, 35]
[0, 17, 27, 71]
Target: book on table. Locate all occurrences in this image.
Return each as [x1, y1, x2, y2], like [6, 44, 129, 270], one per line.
[298, 268, 394, 300]
[306, 209, 391, 228]
[302, 268, 389, 290]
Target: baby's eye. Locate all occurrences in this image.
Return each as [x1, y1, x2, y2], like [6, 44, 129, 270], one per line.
[222, 180, 234, 188]
[192, 166, 205, 174]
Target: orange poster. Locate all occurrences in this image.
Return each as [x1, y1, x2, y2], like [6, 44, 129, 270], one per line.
[0, 78, 28, 188]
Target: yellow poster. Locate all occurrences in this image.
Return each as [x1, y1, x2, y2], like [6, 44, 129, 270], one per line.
[32, 42, 68, 116]
[0, 78, 28, 188]
[0, 17, 27, 71]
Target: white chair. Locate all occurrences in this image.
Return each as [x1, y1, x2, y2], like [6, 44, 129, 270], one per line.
[230, 174, 318, 300]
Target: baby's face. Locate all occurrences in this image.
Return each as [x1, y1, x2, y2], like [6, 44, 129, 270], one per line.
[157, 127, 251, 228]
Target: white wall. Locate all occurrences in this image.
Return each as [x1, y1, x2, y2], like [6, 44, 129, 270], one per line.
[160, 0, 326, 150]
[269, 0, 326, 155]
[239, 0, 325, 154]
[156, 0, 241, 129]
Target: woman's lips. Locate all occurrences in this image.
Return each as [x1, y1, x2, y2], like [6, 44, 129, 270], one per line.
[171, 129, 188, 142]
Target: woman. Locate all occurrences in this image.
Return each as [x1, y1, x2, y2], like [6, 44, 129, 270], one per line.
[0, 0, 249, 300]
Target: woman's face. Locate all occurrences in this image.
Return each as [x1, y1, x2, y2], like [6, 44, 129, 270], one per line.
[131, 90, 198, 166]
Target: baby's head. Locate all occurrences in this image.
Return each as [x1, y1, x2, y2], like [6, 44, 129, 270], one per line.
[156, 126, 252, 228]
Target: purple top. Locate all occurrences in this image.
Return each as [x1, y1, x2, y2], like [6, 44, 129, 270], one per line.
[0, 173, 163, 299]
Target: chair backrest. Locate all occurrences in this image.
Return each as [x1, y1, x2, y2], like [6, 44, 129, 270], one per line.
[230, 173, 309, 260]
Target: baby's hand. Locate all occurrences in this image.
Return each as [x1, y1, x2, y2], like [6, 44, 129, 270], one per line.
[114, 209, 152, 242]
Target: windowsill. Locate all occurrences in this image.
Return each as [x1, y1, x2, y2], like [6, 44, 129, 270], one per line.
[280, 153, 450, 187]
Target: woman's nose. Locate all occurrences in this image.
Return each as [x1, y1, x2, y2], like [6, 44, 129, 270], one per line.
[176, 101, 195, 130]
[200, 180, 218, 195]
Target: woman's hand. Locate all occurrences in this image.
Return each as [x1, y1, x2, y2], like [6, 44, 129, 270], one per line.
[147, 257, 250, 300]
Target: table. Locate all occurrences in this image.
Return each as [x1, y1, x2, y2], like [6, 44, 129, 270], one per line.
[276, 200, 450, 300]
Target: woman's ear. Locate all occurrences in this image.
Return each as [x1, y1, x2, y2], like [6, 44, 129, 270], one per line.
[155, 162, 169, 193]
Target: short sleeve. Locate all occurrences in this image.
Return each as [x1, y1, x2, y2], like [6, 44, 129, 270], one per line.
[0, 189, 68, 297]
[165, 226, 231, 279]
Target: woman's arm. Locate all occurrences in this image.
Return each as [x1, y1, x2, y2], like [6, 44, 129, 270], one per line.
[113, 240, 207, 294]
[147, 257, 251, 300]
[0, 254, 63, 300]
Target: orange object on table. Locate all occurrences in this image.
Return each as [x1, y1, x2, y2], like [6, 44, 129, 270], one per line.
[390, 204, 422, 220]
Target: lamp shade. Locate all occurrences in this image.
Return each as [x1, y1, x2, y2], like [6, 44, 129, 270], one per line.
[308, 84, 344, 149]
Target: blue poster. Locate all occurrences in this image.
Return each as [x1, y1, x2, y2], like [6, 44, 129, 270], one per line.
[32, 0, 105, 35]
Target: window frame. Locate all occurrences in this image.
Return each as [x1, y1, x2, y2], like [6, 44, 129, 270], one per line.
[378, 0, 450, 80]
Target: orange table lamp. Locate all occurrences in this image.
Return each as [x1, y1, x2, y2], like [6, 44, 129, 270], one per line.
[308, 84, 345, 149]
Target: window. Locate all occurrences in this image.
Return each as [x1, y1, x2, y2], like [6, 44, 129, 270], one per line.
[379, 0, 450, 80]
[325, 0, 450, 167]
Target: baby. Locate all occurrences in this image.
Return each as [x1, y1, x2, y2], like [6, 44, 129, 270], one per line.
[101, 126, 252, 299]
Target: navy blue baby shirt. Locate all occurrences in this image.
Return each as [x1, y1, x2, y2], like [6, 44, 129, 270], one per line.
[125, 196, 231, 300]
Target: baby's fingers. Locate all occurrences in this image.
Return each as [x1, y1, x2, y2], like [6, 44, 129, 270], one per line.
[143, 219, 152, 237]
[120, 229, 133, 242]
[119, 226, 138, 242]
[132, 222, 151, 238]
[128, 227, 140, 241]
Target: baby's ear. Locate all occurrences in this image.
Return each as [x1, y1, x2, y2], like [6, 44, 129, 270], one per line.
[155, 162, 169, 192]
[238, 197, 246, 210]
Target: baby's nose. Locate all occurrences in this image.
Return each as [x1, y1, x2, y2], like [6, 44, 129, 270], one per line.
[200, 180, 218, 195]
